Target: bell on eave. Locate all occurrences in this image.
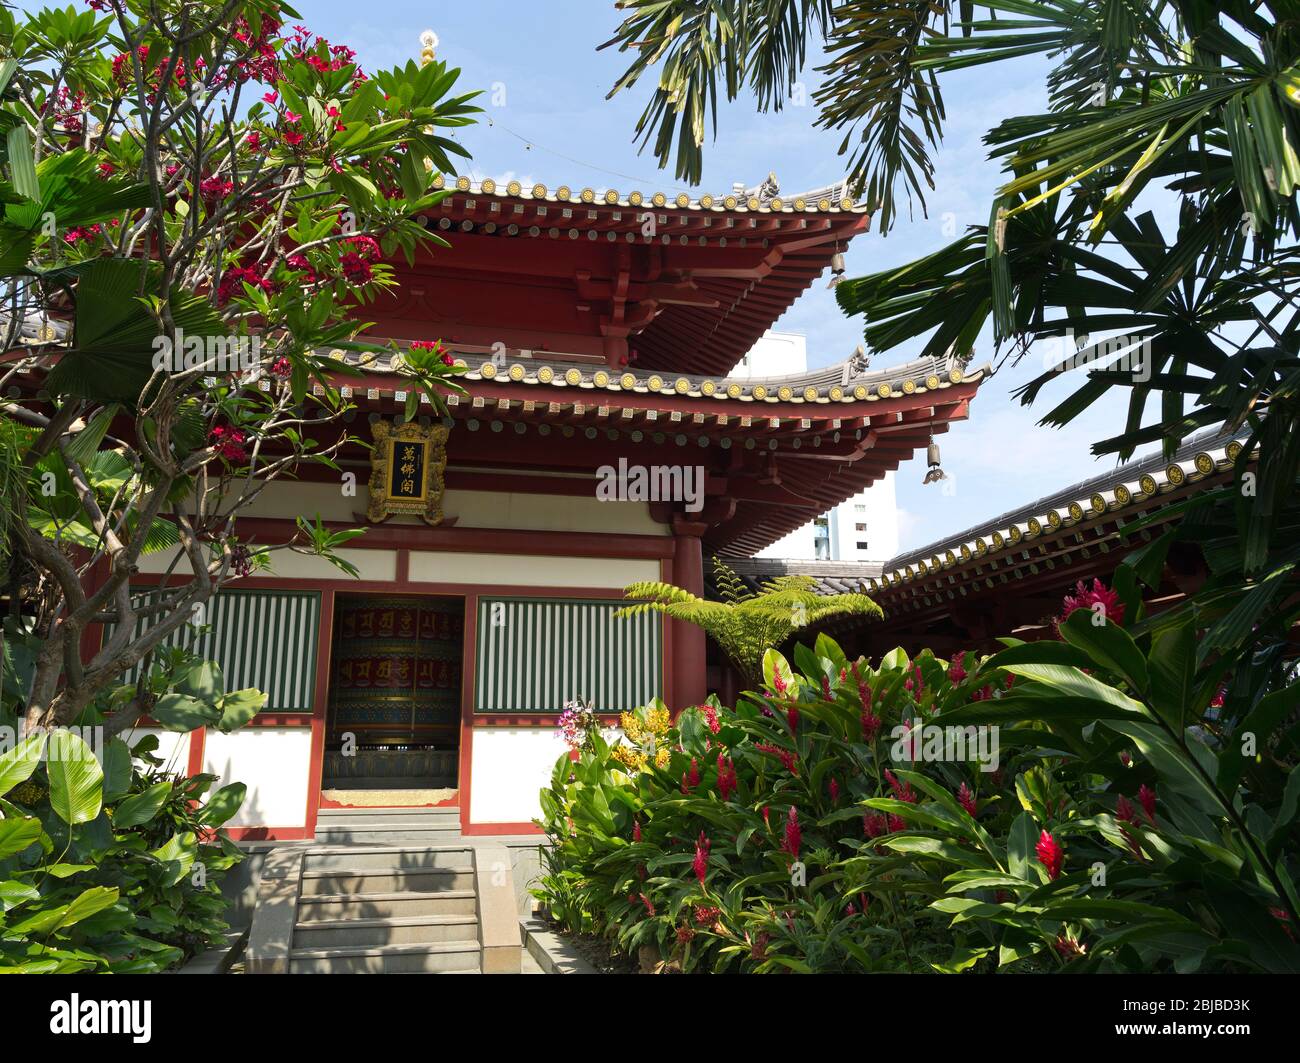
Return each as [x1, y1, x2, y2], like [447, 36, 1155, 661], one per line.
[923, 440, 947, 484]
[826, 251, 846, 289]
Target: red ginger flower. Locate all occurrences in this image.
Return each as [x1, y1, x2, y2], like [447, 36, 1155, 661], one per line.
[681, 757, 700, 794]
[1116, 794, 1136, 823]
[783, 807, 801, 861]
[632, 818, 642, 843]
[771, 671, 788, 697]
[860, 708, 881, 742]
[864, 813, 887, 838]
[829, 778, 840, 805]
[957, 781, 977, 817]
[692, 832, 710, 886]
[755, 742, 797, 775]
[884, 769, 916, 804]
[639, 892, 655, 917]
[786, 704, 800, 733]
[1036, 830, 1064, 880]
[949, 651, 968, 683]
[888, 813, 907, 833]
[1137, 784, 1157, 825]
[1054, 934, 1086, 960]
[716, 753, 738, 802]
[821, 674, 832, 699]
[699, 702, 720, 734]
[1057, 578, 1125, 630]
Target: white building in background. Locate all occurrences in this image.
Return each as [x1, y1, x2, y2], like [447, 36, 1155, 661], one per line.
[729, 331, 899, 565]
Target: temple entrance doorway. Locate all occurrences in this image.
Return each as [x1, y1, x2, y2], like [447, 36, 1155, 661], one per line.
[321, 593, 463, 805]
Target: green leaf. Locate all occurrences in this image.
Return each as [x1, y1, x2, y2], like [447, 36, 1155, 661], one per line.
[1008, 811, 1036, 881]
[111, 781, 172, 828]
[0, 816, 42, 859]
[1147, 617, 1195, 731]
[199, 782, 246, 827]
[0, 879, 40, 910]
[216, 689, 265, 732]
[6, 125, 38, 200]
[176, 660, 224, 704]
[150, 831, 197, 888]
[46, 729, 103, 825]
[1267, 768, 1300, 860]
[150, 693, 220, 732]
[1058, 609, 1149, 694]
[99, 737, 132, 803]
[0, 732, 46, 797]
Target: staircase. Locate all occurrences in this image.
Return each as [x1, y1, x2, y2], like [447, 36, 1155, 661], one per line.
[313, 805, 462, 846]
[249, 807, 523, 975]
[290, 840, 482, 973]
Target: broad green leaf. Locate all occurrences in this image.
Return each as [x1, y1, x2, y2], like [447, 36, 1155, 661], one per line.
[1058, 610, 1149, 694]
[111, 781, 172, 828]
[1008, 811, 1036, 881]
[199, 782, 246, 827]
[100, 737, 133, 803]
[176, 660, 224, 703]
[0, 816, 42, 859]
[0, 732, 46, 797]
[46, 729, 103, 825]
[150, 693, 220, 732]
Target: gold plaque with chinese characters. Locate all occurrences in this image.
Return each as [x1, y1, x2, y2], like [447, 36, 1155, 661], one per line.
[366, 421, 448, 525]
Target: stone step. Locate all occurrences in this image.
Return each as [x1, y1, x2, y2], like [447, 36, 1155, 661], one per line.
[314, 823, 463, 845]
[299, 866, 476, 896]
[303, 844, 474, 872]
[288, 940, 481, 974]
[293, 913, 479, 949]
[317, 805, 460, 819]
[298, 888, 477, 918]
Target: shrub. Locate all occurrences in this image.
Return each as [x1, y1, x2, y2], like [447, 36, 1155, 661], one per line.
[0, 727, 246, 973]
[535, 619, 1300, 973]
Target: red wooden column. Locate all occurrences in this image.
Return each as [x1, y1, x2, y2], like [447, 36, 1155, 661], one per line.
[671, 516, 709, 709]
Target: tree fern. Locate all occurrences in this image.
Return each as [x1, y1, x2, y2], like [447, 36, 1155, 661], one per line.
[617, 570, 881, 689]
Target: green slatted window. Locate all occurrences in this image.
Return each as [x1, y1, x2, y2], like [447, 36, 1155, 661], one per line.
[475, 597, 661, 714]
[102, 588, 321, 712]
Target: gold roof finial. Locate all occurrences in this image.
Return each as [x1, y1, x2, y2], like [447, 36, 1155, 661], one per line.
[419, 29, 438, 67]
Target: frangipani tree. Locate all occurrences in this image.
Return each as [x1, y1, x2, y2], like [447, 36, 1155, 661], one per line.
[0, 1, 479, 734]
[618, 558, 881, 688]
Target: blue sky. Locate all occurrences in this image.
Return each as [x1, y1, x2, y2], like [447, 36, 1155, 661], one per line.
[305, 0, 1148, 553]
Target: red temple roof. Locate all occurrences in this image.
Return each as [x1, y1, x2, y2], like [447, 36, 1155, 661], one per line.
[366, 173, 870, 378]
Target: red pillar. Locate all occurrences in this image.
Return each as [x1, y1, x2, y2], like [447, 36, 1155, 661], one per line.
[671, 517, 708, 708]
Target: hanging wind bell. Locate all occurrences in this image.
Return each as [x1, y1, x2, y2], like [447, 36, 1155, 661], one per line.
[923, 437, 947, 484]
[826, 244, 846, 288]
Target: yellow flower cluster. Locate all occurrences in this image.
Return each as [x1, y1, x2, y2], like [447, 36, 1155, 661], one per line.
[619, 711, 644, 743]
[611, 745, 648, 773]
[622, 705, 671, 742]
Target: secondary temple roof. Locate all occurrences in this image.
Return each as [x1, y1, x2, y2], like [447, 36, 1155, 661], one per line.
[725, 428, 1250, 641]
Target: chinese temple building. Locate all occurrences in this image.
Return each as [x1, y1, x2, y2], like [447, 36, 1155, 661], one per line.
[107, 175, 989, 841]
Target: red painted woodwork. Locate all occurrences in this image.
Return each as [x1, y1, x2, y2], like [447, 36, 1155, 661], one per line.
[374, 193, 870, 377]
[671, 517, 709, 708]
